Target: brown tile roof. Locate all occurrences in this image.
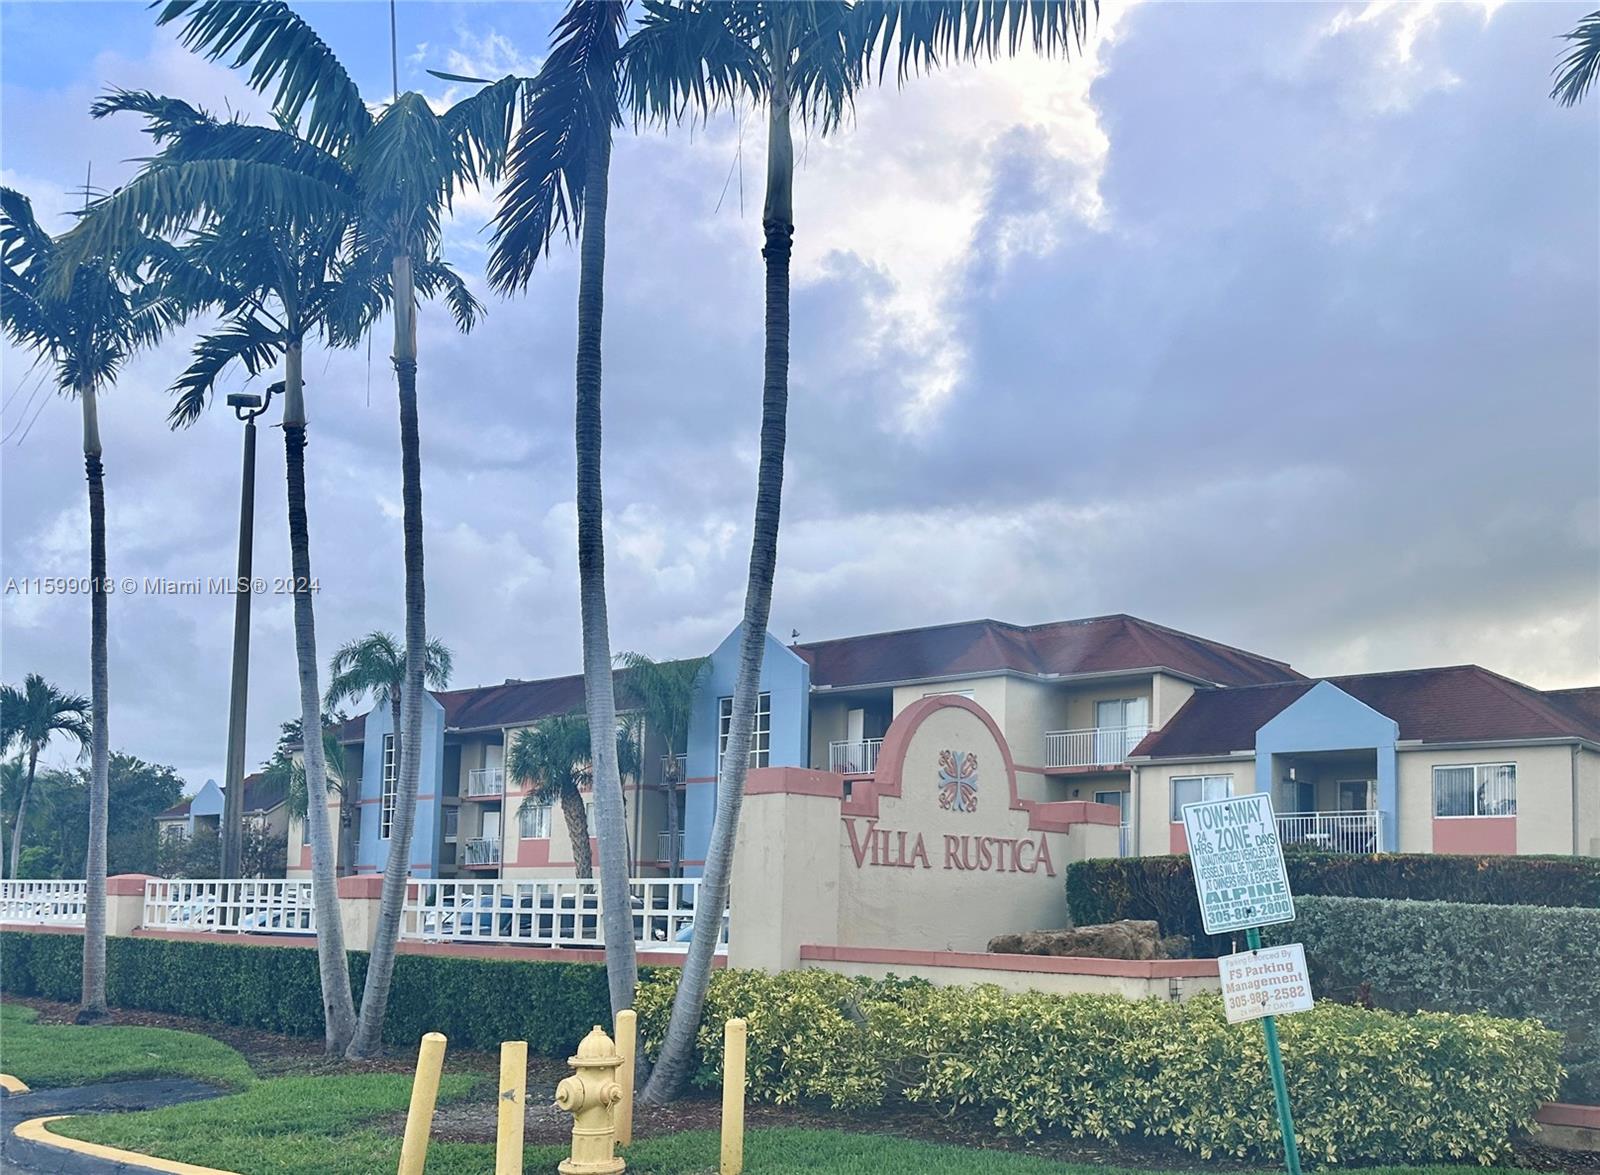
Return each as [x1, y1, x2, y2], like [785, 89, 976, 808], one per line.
[333, 669, 658, 739]
[793, 614, 1300, 690]
[1135, 666, 1600, 760]
[240, 771, 285, 814]
[156, 798, 192, 821]
[1547, 686, 1600, 726]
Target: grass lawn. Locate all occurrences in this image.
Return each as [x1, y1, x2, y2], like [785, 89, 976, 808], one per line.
[0, 1002, 255, 1090]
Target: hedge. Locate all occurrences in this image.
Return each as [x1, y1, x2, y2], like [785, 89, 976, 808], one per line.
[1066, 852, 1600, 955]
[634, 968, 1561, 1165]
[1265, 895, 1600, 1103]
[0, 932, 614, 1056]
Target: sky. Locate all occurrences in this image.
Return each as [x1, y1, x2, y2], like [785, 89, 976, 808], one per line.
[1, 1, 1596, 790]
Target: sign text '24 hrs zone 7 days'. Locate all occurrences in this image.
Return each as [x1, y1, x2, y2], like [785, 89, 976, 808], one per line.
[1181, 792, 1295, 936]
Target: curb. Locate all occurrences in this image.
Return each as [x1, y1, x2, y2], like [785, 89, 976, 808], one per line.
[12, 1115, 240, 1174]
[0, 1074, 30, 1094]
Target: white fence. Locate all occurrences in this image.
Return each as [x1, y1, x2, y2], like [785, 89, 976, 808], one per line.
[399, 877, 726, 950]
[1044, 724, 1151, 768]
[828, 738, 883, 774]
[143, 878, 316, 935]
[1, 879, 86, 925]
[1276, 811, 1382, 854]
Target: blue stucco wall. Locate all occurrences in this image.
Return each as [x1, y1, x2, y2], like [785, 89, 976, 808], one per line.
[187, 779, 223, 835]
[1254, 681, 1400, 851]
[682, 626, 812, 876]
[354, 694, 447, 877]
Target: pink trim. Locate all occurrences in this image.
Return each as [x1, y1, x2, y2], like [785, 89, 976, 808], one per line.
[746, 767, 843, 798]
[337, 875, 384, 899]
[1537, 1103, 1600, 1129]
[1, 923, 82, 936]
[799, 944, 1217, 979]
[1169, 823, 1189, 854]
[1025, 800, 1122, 831]
[134, 929, 315, 949]
[684, 776, 716, 785]
[508, 838, 552, 868]
[1432, 816, 1516, 855]
[107, 874, 157, 896]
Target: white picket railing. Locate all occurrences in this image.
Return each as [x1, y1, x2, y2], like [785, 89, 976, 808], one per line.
[1276, 811, 1382, 854]
[465, 767, 504, 798]
[1, 879, 87, 925]
[828, 738, 883, 774]
[399, 877, 726, 950]
[463, 837, 501, 866]
[1043, 724, 1150, 768]
[143, 878, 316, 934]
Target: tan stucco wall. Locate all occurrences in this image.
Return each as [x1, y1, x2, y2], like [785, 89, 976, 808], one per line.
[1397, 744, 1578, 855]
[892, 677, 1007, 727]
[728, 786, 841, 970]
[1578, 747, 1600, 857]
[1151, 674, 1198, 729]
[1129, 757, 1255, 856]
[1061, 680, 1154, 733]
[809, 696, 851, 769]
[808, 958, 1219, 1001]
[1002, 677, 1057, 770]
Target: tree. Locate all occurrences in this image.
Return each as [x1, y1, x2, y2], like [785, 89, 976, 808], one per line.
[1553, 11, 1600, 105]
[0, 185, 172, 1022]
[283, 726, 356, 875]
[628, 0, 1094, 1101]
[617, 654, 707, 877]
[10, 754, 183, 879]
[148, 0, 521, 1057]
[508, 713, 597, 879]
[479, 0, 637, 1019]
[324, 631, 454, 796]
[0, 674, 92, 880]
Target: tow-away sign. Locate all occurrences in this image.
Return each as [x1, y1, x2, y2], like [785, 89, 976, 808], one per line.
[1181, 792, 1295, 935]
[1218, 943, 1314, 1024]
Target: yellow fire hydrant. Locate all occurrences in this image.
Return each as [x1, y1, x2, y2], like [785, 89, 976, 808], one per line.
[556, 1025, 626, 1175]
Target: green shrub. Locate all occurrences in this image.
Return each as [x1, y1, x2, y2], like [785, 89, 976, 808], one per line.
[0, 932, 613, 1055]
[1265, 895, 1600, 1103]
[1066, 852, 1600, 956]
[635, 968, 1561, 1165]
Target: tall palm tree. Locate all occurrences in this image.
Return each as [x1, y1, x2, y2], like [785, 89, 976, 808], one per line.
[508, 713, 598, 879]
[1554, 11, 1600, 105]
[0, 674, 92, 880]
[0, 186, 170, 1022]
[629, 0, 1095, 1102]
[285, 728, 354, 875]
[324, 630, 454, 805]
[147, 0, 519, 1057]
[616, 653, 707, 878]
[481, 0, 637, 1018]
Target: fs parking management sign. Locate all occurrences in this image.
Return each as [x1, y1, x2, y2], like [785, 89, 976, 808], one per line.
[1181, 792, 1295, 936]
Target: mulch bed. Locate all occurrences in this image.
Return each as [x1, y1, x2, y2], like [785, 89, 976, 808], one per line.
[8, 997, 1594, 1172]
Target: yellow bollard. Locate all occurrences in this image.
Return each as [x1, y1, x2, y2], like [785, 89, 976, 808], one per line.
[614, 1010, 637, 1147]
[495, 1039, 528, 1175]
[720, 1018, 747, 1175]
[398, 1031, 447, 1175]
[556, 1026, 626, 1174]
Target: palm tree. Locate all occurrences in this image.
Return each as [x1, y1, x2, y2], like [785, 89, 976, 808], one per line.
[325, 631, 454, 802]
[481, 0, 636, 1018]
[508, 713, 598, 879]
[617, 654, 707, 878]
[1554, 11, 1600, 105]
[628, 0, 1095, 1102]
[0, 186, 170, 1022]
[146, 0, 519, 1057]
[0, 674, 92, 880]
[285, 728, 354, 875]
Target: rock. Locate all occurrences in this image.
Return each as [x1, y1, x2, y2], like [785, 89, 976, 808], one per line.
[987, 919, 1164, 960]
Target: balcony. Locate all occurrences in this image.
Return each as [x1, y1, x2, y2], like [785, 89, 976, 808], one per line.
[659, 753, 688, 780]
[655, 830, 686, 863]
[465, 767, 504, 799]
[828, 738, 883, 774]
[1276, 811, 1381, 854]
[1044, 725, 1150, 769]
[463, 837, 501, 866]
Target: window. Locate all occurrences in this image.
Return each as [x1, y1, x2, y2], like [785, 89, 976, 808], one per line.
[1170, 774, 1233, 822]
[380, 734, 397, 840]
[442, 807, 459, 844]
[1093, 789, 1127, 818]
[717, 693, 770, 772]
[1433, 763, 1516, 817]
[519, 802, 551, 839]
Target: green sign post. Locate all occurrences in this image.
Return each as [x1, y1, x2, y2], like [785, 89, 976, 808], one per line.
[1182, 793, 1306, 1175]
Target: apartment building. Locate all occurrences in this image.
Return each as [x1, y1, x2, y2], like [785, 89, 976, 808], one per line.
[288, 613, 1600, 880]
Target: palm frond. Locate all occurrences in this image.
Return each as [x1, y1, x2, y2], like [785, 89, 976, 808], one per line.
[0, 186, 55, 277]
[856, 0, 1096, 84]
[441, 72, 526, 188]
[91, 87, 217, 140]
[155, 0, 373, 150]
[1553, 10, 1600, 106]
[412, 258, 484, 334]
[354, 92, 452, 251]
[168, 313, 285, 427]
[489, 0, 626, 292]
[624, 0, 768, 128]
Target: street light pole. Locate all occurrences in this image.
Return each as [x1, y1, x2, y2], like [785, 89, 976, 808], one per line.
[220, 386, 275, 878]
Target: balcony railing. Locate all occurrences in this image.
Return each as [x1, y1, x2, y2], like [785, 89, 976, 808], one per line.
[656, 830, 686, 863]
[1, 879, 86, 926]
[465, 767, 504, 798]
[463, 837, 501, 866]
[1276, 811, 1382, 854]
[828, 738, 884, 774]
[399, 877, 728, 950]
[143, 878, 315, 934]
[659, 753, 688, 780]
[1044, 724, 1150, 768]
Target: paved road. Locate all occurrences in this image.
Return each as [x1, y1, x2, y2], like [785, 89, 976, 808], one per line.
[0, 1079, 222, 1173]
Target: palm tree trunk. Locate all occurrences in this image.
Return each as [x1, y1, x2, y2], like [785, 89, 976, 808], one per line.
[78, 383, 110, 1023]
[572, 132, 637, 1017]
[665, 763, 682, 878]
[349, 254, 425, 1058]
[282, 342, 358, 1052]
[562, 788, 593, 880]
[8, 746, 38, 880]
[642, 92, 795, 1103]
